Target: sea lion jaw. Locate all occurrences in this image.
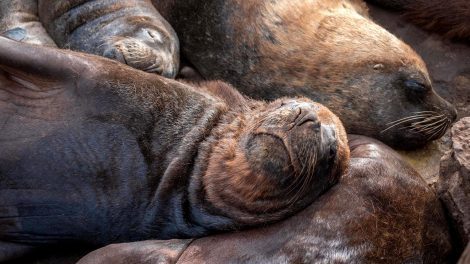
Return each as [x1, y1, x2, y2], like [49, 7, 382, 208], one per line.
[202, 98, 349, 225]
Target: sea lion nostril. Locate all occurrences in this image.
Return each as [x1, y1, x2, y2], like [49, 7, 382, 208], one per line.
[450, 108, 458, 122]
[295, 111, 318, 127]
[329, 145, 337, 160]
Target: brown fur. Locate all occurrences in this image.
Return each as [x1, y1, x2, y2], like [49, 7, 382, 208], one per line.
[154, 0, 457, 149]
[77, 135, 454, 264]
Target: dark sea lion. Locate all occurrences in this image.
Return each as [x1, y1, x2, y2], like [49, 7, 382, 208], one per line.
[368, 0, 470, 41]
[153, 0, 457, 149]
[0, 36, 349, 261]
[77, 135, 454, 264]
[0, 0, 56, 46]
[38, 0, 179, 78]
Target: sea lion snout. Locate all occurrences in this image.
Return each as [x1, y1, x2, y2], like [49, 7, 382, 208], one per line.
[102, 36, 177, 78]
[247, 99, 347, 193]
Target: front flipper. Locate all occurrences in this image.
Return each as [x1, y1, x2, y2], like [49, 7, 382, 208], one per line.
[0, 242, 35, 262]
[77, 239, 193, 264]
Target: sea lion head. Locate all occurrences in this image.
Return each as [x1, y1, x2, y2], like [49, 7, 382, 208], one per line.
[254, 0, 458, 149]
[202, 95, 349, 225]
[101, 16, 179, 78]
[309, 8, 458, 149]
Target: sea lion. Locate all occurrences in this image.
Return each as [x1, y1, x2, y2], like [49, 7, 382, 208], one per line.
[368, 0, 470, 41]
[0, 36, 349, 261]
[77, 135, 454, 264]
[152, 0, 457, 149]
[38, 0, 179, 78]
[0, 0, 56, 46]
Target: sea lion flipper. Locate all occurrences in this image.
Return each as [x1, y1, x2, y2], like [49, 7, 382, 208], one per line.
[0, 241, 35, 262]
[77, 239, 193, 264]
[1, 27, 26, 41]
[0, 36, 84, 82]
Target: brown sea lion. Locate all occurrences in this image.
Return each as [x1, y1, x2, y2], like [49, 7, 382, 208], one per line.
[0, 36, 348, 261]
[78, 135, 454, 264]
[153, 0, 457, 149]
[368, 0, 470, 41]
[0, 0, 56, 46]
[38, 0, 179, 78]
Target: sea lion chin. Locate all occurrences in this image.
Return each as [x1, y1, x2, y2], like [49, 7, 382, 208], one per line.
[0, 37, 348, 261]
[154, 0, 457, 149]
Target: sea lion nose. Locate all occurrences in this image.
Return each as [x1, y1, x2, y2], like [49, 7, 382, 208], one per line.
[450, 105, 458, 122]
[294, 106, 320, 129]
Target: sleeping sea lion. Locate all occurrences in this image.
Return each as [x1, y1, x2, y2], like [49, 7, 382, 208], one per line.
[0, 36, 348, 261]
[152, 0, 457, 149]
[38, 0, 179, 78]
[77, 135, 454, 264]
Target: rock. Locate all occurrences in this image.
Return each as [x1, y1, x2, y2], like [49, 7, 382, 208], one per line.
[438, 117, 470, 248]
[397, 133, 452, 187]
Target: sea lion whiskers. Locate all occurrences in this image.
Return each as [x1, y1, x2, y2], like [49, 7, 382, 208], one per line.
[381, 113, 435, 133]
[410, 116, 448, 133]
[282, 145, 313, 201]
[385, 112, 437, 125]
[286, 143, 318, 206]
[426, 121, 449, 140]
[409, 114, 445, 126]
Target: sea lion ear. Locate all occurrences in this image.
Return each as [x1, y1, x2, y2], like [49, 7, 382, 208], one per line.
[0, 36, 88, 89]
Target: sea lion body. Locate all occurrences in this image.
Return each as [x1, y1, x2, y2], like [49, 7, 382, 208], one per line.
[38, 0, 179, 78]
[0, 36, 348, 261]
[153, 0, 457, 149]
[0, 0, 56, 46]
[78, 135, 454, 264]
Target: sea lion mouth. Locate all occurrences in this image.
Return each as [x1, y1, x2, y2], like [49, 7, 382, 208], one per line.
[381, 110, 456, 141]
